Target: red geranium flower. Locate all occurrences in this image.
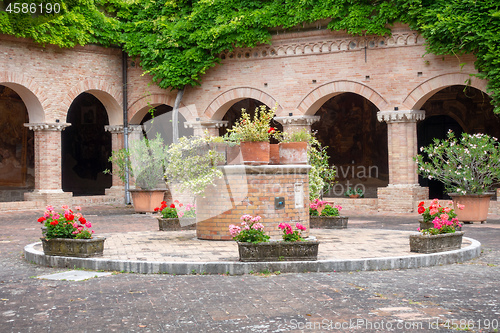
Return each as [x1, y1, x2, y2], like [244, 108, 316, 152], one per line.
[170, 203, 176, 208]
[79, 217, 87, 224]
[37, 217, 46, 223]
[417, 206, 425, 214]
[268, 127, 275, 133]
[50, 220, 59, 226]
[418, 201, 424, 207]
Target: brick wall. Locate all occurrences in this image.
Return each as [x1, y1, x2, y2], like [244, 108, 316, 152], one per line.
[196, 165, 310, 240]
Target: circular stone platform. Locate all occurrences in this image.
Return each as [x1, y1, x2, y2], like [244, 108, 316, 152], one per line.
[24, 229, 481, 275]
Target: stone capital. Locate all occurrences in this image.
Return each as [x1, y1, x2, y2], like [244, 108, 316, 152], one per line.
[24, 123, 71, 131]
[127, 124, 144, 132]
[377, 110, 425, 123]
[274, 115, 320, 126]
[105, 125, 124, 134]
[184, 120, 228, 129]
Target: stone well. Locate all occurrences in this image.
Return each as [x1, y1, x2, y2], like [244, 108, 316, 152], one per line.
[196, 165, 310, 240]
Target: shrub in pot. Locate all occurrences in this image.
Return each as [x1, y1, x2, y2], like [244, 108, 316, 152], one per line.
[416, 131, 500, 222]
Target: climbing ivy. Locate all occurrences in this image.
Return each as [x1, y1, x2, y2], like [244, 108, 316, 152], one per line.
[398, 0, 500, 114]
[0, 0, 499, 112]
[0, 0, 121, 47]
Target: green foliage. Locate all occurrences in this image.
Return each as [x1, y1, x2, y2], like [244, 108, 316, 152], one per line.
[320, 204, 340, 217]
[0, 0, 122, 47]
[275, 129, 312, 143]
[225, 104, 278, 142]
[106, 133, 169, 190]
[398, 0, 500, 113]
[1, 0, 499, 112]
[164, 136, 224, 195]
[308, 135, 336, 200]
[415, 131, 500, 195]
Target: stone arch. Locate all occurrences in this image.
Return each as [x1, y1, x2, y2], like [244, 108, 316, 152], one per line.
[128, 93, 193, 125]
[297, 80, 388, 115]
[0, 72, 45, 123]
[64, 79, 122, 125]
[403, 73, 489, 110]
[204, 87, 283, 120]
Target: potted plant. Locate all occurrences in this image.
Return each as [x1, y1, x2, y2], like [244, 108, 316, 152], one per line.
[310, 203, 348, 229]
[308, 136, 337, 200]
[417, 199, 463, 231]
[410, 212, 464, 254]
[275, 129, 312, 165]
[415, 131, 500, 223]
[107, 133, 169, 213]
[229, 215, 319, 261]
[226, 104, 278, 165]
[344, 186, 364, 198]
[37, 205, 105, 257]
[164, 136, 225, 196]
[155, 200, 196, 230]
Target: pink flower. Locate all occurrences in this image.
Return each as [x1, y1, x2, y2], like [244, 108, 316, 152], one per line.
[62, 205, 69, 210]
[429, 208, 439, 216]
[45, 205, 54, 211]
[334, 205, 342, 211]
[444, 207, 451, 213]
[295, 223, 306, 231]
[251, 216, 261, 223]
[85, 222, 92, 228]
[457, 204, 465, 210]
[75, 206, 81, 211]
[228, 224, 241, 237]
[440, 213, 449, 221]
[252, 223, 264, 231]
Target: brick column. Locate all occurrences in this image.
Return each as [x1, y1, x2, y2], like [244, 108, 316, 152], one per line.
[23, 122, 73, 206]
[274, 115, 320, 133]
[184, 120, 228, 137]
[376, 110, 428, 212]
[104, 125, 125, 198]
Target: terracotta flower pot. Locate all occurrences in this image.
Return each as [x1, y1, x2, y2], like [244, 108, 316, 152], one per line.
[226, 145, 243, 165]
[129, 189, 166, 213]
[278, 142, 308, 164]
[448, 193, 493, 223]
[240, 141, 270, 165]
[269, 144, 280, 165]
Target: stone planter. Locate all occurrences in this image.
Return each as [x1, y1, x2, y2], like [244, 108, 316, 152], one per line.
[278, 142, 308, 164]
[237, 241, 319, 262]
[409, 231, 464, 254]
[419, 220, 461, 231]
[41, 237, 106, 257]
[448, 193, 493, 223]
[129, 189, 165, 213]
[310, 216, 348, 229]
[158, 217, 196, 231]
[240, 141, 270, 165]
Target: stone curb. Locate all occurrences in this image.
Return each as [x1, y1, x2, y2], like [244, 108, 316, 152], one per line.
[24, 237, 481, 275]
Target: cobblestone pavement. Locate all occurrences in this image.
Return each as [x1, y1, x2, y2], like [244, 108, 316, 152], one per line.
[1, 204, 499, 333]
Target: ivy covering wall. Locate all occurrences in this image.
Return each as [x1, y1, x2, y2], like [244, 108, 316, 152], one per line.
[1, 0, 499, 112]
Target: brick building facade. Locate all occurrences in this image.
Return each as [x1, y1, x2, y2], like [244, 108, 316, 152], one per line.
[0, 23, 497, 212]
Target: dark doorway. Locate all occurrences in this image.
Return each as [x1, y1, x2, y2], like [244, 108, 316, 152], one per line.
[140, 104, 193, 144]
[62, 93, 112, 195]
[312, 93, 387, 198]
[0, 85, 34, 201]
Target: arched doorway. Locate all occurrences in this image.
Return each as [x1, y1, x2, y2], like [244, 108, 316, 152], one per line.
[62, 92, 112, 195]
[311, 93, 388, 198]
[417, 85, 500, 199]
[0, 85, 34, 201]
[219, 98, 283, 139]
[140, 104, 193, 144]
